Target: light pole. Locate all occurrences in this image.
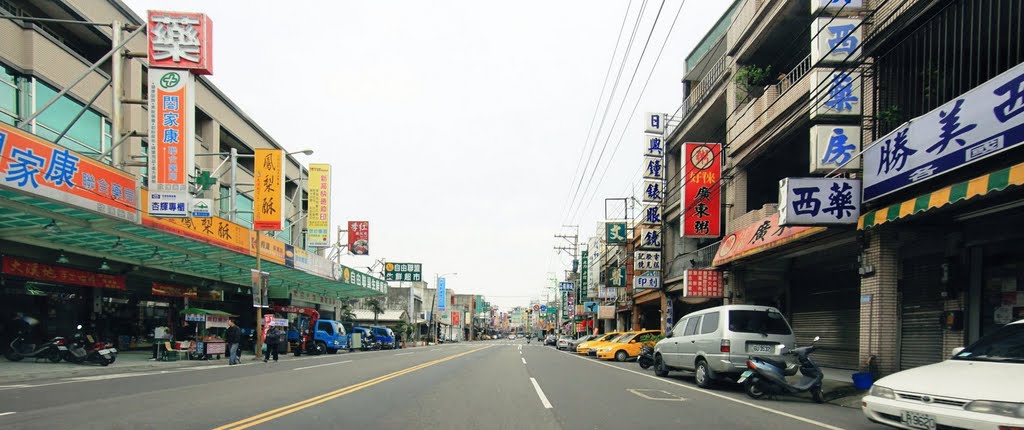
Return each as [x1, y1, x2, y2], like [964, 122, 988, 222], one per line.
[429, 272, 457, 344]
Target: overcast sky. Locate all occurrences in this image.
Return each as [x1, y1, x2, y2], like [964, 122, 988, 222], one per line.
[125, 0, 732, 310]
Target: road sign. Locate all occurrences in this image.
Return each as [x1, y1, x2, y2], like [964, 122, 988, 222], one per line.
[540, 305, 547, 312]
[533, 304, 540, 312]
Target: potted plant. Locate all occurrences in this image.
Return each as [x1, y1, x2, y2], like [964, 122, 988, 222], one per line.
[734, 64, 773, 100]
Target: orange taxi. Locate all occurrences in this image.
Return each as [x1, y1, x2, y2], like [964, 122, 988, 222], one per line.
[575, 332, 622, 355]
[595, 330, 662, 361]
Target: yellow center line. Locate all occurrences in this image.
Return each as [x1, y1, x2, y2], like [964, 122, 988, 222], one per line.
[213, 345, 492, 430]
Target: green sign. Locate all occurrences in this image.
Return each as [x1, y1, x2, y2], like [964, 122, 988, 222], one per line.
[606, 222, 627, 244]
[385, 262, 422, 281]
[608, 266, 626, 287]
[580, 250, 589, 298]
[196, 170, 217, 190]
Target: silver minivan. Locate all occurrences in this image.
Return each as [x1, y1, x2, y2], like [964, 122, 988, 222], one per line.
[653, 304, 796, 388]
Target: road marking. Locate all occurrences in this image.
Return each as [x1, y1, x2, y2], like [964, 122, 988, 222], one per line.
[521, 357, 527, 364]
[0, 412, 15, 417]
[394, 352, 413, 356]
[214, 346, 492, 430]
[430, 348, 441, 352]
[529, 377, 553, 409]
[294, 360, 353, 371]
[563, 352, 844, 430]
[628, 388, 686, 401]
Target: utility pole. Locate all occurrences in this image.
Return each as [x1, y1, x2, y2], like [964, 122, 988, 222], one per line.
[554, 226, 578, 336]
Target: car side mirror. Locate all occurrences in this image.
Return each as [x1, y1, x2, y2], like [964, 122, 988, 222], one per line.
[813, 336, 820, 343]
[951, 346, 964, 356]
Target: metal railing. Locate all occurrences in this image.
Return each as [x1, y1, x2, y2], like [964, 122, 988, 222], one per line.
[667, 54, 730, 137]
[773, 53, 812, 95]
[690, 240, 721, 269]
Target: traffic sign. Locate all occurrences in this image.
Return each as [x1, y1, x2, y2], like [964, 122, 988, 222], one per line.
[533, 304, 540, 312]
[540, 305, 547, 312]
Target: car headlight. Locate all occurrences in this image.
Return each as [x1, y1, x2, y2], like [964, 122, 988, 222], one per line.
[599, 347, 611, 352]
[869, 385, 895, 400]
[964, 400, 1024, 418]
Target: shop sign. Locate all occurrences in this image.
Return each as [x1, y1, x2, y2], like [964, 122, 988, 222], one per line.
[643, 156, 665, 180]
[384, 262, 421, 282]
[306, 164, 331, 247]
[634, 272, 660, 290]
[682, 269, 724, 298]
[779, 177, 862, 225]
[141, 211, 250, 254]
[253, 149, 285, 231]
[291, 248, 335, 280]
[811, 69, 862, 119]
[608, 266, 626, 288]
[147, 68, 194, 217]
[583, 301, 598, 314]
[452, 311, 460, 326]
[634, 251, 661, 271]
[640, 227, 662, 249]
[437, 276, 447, 311]
[713, 212, 825, 266]
[558, 281, 574, 292]
[811, 17, 861, 64]
[598, 305, 615, 320]
[644, 112, 666, 135]
[251, 269, 269, 308]
[190, 198, 212, 218]
[580, 250, 589, 297]
[184, 313, 204, 322]
[642, 180, 663, 203]
[147, 11, 214, 75]
[205, 315, 229, 328]
[0, 123, 139, 223]
[644, 134, 665, 157]
[197, 289, 223, 302]
[566, 289, 575, 319]
[348, 221, 369, 255]
[642, 204, 663, 225]
[2, 256, 126, 290]
[605, 222, 626, 244]
[151, 282, 197, 298]
[267, 318, 288, 327]
[598, 286, 617, 299]
[811, 0, 863, 14]
[249, 234, 287, 265]
[864, 63, 1024, 201]
[341, 266, 388, 293]
[810, 125, 861, 173]
[682, 142, 722, 238]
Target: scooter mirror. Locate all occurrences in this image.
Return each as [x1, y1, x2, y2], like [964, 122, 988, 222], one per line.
[813, 336, 821, 342]
[77, 324, 83, 330]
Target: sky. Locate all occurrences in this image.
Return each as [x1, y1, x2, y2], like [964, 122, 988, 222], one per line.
[124, 0, 733, 311]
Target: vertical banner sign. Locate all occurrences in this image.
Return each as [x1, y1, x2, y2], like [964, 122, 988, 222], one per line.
[253, 149, 284, 231]
[437, 277, 447, 312]
[250, 269, 269, 308]
[147, 11, 214, 75]
[306, 164, 331, 246]
[580, 250, 589, 299]
[147, 69, 195, 217]
[348, 221, 369, 255]
[682, 142, 722, 238]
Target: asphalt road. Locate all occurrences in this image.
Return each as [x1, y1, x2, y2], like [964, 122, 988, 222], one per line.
[0, 340, 890, 430]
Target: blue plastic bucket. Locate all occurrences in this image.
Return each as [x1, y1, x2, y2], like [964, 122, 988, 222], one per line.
[852, 371, 874, 390]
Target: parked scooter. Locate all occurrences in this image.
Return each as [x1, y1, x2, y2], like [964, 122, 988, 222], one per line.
[738, 336, 824, 403]
[4, 331, 65, 362]
[637, 344, 655, 369]
[63, 325, 116, 366]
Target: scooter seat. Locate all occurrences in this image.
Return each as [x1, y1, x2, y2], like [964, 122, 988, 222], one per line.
[753, 356, 789, 372]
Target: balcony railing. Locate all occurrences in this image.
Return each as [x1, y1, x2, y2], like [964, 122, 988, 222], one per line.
[667, 54, 730, 138]
[773, 53, 812, 95]
[727, 53, 813, 153]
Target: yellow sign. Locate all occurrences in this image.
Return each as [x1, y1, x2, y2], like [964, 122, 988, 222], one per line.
[253, 148, 284, 231]
[140, 191, 251, 254]
[306, 163, 331, 247]
[250, 233, 287, 265]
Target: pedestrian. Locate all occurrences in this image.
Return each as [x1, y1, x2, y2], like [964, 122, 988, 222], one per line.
[263, 327, 280, 362]
[226, 319, 241, 365]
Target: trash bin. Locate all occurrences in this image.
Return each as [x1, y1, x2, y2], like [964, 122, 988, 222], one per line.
[852, 371, 874, 390]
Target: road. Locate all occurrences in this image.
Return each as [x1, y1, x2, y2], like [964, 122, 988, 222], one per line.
[0, 340, 888, 429]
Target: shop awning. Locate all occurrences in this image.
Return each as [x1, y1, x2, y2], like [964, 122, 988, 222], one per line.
[179, 307, 237, 317]
[859, 161, 1024, 229]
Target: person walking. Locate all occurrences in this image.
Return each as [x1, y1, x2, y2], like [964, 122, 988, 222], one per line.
[263, 327, 280, 362]
[226, 319, 241, 365]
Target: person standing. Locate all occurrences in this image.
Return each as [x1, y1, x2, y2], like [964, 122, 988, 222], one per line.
[263, 326, 280, 362]
[226, 320, 241, 365]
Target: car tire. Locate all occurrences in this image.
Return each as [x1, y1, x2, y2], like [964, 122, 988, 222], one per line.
[615, 350, 628, 362]
[654, 355, 670, 377]
[314, 341, 327, 355]
[694, 359, 713, 389]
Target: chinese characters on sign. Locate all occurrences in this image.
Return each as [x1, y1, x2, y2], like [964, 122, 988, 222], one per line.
[2, 256, 126, 290]
[151, 282, 197, 298]
[811, 17, 861, 64]
[633, 251, 662, 271]
[348, 221, 369, 255]
[384, 262, 422, 282]
[811, 0, 863, 14]
[682, 142, 722, 238]
[779, 177, 862, 226]
[306, 164, 331, 247]
[608, 267, 626, 288]
[580, 250, 589, 299]
[682, 269, 724, 298]
[147, 68, 194, 217]
[147, 11, 214, 75]
[605, 222, 627, 244]
[633, 273, 660, 290]
[558, 281, 574, 292]
[864, 62, 1024, 201]
[644, 112, 666, 135]
[640, 227, 662, 249]
[811, 125, 861, 173]
[437, 277, 447, 311]
[713, 212, 826, 266]
[253, 149, 284, 231]
[812, 69, 862, 119]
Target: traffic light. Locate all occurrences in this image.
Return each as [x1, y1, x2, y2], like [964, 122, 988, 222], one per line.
[572, 259, 579, 273]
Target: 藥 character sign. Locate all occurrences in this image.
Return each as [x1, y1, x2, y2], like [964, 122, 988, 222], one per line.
[306, 164, 331, 247]
[779, 177, 862, 226]
[682, 142, 722, 238]
[253, 149, 284, 231]
[147, 11, 214, 75]
[811, 69, 862, 119]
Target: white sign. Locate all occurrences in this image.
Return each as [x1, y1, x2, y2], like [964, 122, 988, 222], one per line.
[811, 0, 863, 14]
[190, 198, 212, 218]
[810, 125, 861, 173]
[148, 191, 189, 217]
[641, 204, 663, 225]
[642, 156, 665, 180]
[642, 180, 664, 203]
[634, 273, 661, 290]
[778, 177, 862, 226]
[598, 286, 618, 300]
[644, 135, 665, 157]
[811, 17, 861, 64]
[558, 282, 574, 292]
[644, 112, 666, 135]
[639, 227, 662, 249]
[634, 251, 662, 271]
[811, 69, 862, 119]
[864, 62, 1024, 201]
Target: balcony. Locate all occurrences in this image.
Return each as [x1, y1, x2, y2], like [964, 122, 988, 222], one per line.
[727, 0, 808, 64]
[667, 53, 730, 144]
[726, 54, 812, 164]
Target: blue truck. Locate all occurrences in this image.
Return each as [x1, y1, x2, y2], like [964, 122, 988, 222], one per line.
[273, 306, 348, 355]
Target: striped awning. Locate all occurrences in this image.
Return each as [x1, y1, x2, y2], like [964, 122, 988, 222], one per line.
[859, 161, 1024, 229]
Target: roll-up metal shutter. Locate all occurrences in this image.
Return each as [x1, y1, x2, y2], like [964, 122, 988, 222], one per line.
[899, 256, 945, 370]
[790, 269, 860, 370]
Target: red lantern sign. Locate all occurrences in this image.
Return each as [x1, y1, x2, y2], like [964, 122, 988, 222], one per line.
[682, 142, 722, 238]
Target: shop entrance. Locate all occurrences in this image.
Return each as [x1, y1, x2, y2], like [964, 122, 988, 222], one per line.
[899, 255, 945, 370]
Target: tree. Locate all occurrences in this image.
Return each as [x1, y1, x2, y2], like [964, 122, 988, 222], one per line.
[366, 298, 384, 324]
[338, 297, 356, 322]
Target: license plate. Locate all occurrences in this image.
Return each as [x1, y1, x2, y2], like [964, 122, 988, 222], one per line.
[98, 349, 113, 355]
[737, 370, 753, 384]
[748, 344, 774, 353]
[900, 411, 936, 430]
[57, 346, 68, 351]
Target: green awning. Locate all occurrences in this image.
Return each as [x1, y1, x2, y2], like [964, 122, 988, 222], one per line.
[179, 307, 236, 317]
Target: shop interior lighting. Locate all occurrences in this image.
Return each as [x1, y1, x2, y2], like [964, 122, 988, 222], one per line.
[56, 251, 70, 264]
[98, 259, 111, 272]
[111, 237, 124, 251]
[43, 219, 61, 234]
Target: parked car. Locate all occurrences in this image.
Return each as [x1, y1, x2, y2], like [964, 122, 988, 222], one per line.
[508, 334, 517, 340]
[597, 330, 662, 362]
[862, 319, 1024, 430]
[577, 332, 624, 355]
[544, 334, 557, 346]
[372, 326, 397, 349]
[654, 305, 796, 388]
[555, 335, 574, 350]
[567, 334, 598, 351]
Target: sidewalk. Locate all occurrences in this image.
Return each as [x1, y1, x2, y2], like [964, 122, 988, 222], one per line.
[821, 366, 868, 408]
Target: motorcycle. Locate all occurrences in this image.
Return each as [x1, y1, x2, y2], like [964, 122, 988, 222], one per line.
[4, 331, 65, 363]
[638, 344, 655, 369]
[738, 336, 825, 403]
[63, 325, 117, 366]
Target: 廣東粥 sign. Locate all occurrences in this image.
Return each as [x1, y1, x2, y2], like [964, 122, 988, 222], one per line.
[779, 177, 862, 226]
[682, 142, 722, 238]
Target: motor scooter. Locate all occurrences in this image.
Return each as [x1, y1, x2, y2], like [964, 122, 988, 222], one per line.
[638, 344, 655, 369]
[738, 336, 825, 403]
[4, 331, 65, 362]
[63, 325, 116, 366]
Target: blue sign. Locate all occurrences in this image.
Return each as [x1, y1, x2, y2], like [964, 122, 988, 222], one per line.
[540, 305, 547, 312]
[437, 277, 446, 312]
[864, 62, 1024, 201]
[558, 282, 574, 291]
[583, 301, 598, 314]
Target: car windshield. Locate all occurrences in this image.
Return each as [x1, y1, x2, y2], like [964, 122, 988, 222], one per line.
[728, 310, 792, 335]
[953, 323, 1024, 363]
[600, 334, 619, 341]
[617, 334, 637, 343]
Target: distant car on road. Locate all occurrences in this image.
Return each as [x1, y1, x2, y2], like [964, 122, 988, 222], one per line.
[567, 334, 598, 351]
[508, 334, 516, 340]
[544, 334, 557, 346]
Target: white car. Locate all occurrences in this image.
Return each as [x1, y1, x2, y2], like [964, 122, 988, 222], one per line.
[862, 319, 1024, 430]
[508, 334, 516, 340]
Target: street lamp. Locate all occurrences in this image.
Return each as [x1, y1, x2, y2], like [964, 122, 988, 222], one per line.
[430, 272, 457, 344]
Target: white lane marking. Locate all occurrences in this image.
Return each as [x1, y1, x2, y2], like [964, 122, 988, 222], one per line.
[563, 352, 844, 430]
[521, 357, 527, 364]
[430, 348, 441, 352]
[293, 360, 353, 371]
[628, 388, 686, 401]
[394, 352, 413, 356]
[0, 385, 30, 389]
[0, 412, 16, 417]
[529, 377, 553, 409]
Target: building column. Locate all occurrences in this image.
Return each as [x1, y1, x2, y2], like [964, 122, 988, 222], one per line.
[860, 228, 899, 376]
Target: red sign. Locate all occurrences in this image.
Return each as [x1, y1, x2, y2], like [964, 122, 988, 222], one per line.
[682, 270, 724, 298]
[452, 311, 460, 326]
[712, 212, 825, 266]
[0, 123, 139, 223]
[2, 256, 126, 290]
[147, 11, 214, 75]
[683, 142, 722, 238]
[151, 282, 197, 298]
[348, 221, 369, 255]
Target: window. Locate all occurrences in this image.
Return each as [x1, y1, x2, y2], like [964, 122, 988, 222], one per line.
[672, 318, 688, 337]
[728, 310, 792, 335]
[32, 80, 109, 156]
[219, 186, 231, 217]
[235, 194, 254, 229]
[317, 321, 334, 335]
[0, 65, 18, 125]
[700, 312, 720, 335]
[684, 316, 702, 336]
